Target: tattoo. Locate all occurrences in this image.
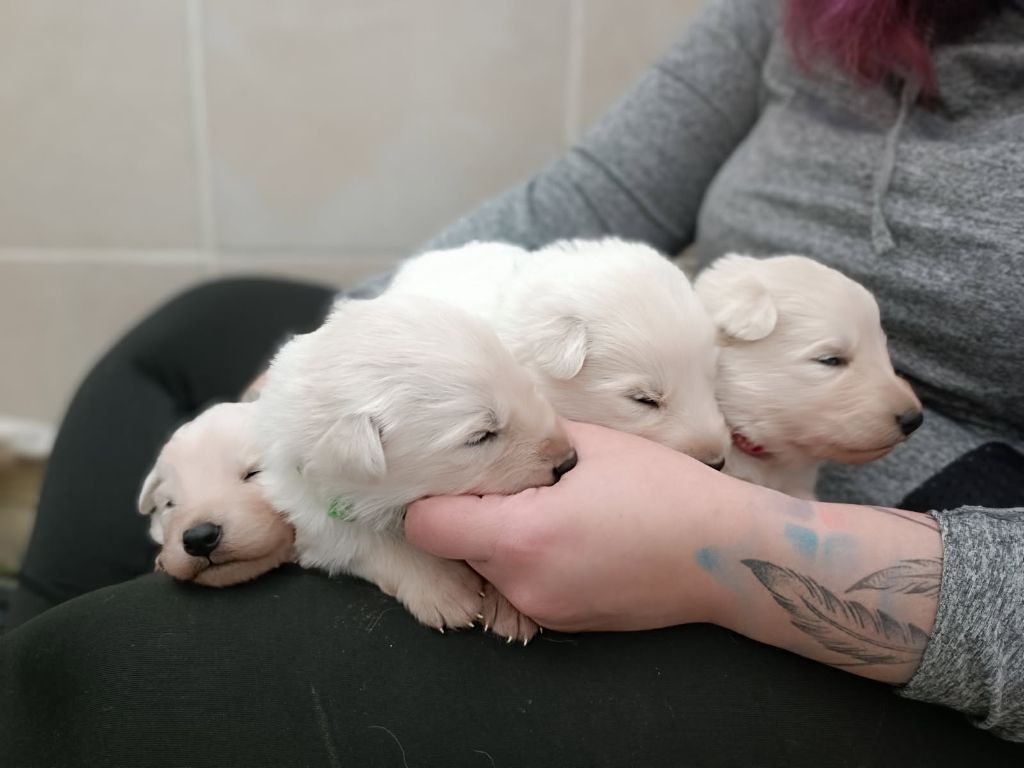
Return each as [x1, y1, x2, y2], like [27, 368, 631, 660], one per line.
[846, 558, 942, 598]
[742, 559, 932, 666]
[869, 505, 940, 532]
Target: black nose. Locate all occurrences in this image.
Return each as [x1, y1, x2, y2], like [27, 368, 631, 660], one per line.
[553, 450, 578, 481]
[182, 523, 222, 557]
[897, 409, 924, 436]
[705, 458, 726, 471]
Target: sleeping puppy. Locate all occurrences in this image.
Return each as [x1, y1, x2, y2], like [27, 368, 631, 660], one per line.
[694, 254, 923, 499]
[388, 238, 730, 467]
[138, 402, 294, 587]
[257, 295, 576, 641]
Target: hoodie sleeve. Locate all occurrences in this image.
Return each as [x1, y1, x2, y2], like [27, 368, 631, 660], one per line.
[898, 506, 1024, 742]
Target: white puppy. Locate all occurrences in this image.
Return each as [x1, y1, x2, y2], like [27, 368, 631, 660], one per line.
[694, 254, 923, 498]
[139, 402, 295, 587]
[389, 238, 730, 466]
[257, 295, 575, 640]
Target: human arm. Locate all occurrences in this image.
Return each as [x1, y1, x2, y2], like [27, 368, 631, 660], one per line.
[239, 371, 268, 402]
[405, 422, 1024, 740]
[420, 0, 774, 254]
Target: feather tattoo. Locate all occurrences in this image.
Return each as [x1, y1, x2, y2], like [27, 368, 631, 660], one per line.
[846, 558, 942, 598]
[742, 559, 930, 665]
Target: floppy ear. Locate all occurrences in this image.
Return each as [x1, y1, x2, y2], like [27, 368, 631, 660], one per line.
[137, 466, 161, 516]
[306, 413, 386, 484]
[522, 316, 588, 380]
[695, 254, 777, 341]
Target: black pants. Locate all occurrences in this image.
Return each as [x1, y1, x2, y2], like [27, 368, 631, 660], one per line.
[2, 279, 1021, 767]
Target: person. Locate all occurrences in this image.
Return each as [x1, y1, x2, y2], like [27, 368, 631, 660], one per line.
[2, 0, 1022, 764]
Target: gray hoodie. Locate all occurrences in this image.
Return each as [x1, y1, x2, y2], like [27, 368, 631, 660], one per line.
[418, 0, 1024, 741]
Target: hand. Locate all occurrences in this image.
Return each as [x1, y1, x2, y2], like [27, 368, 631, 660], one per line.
[239, 370, 269, 402]
[405, 421, 767, 632]
[408, 422, 942, 684]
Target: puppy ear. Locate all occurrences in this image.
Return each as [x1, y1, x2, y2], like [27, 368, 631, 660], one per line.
[306, 413, 386, 484]
[524, 316, 588, 380]
[695, 254, 777, 341]
[138, 466, 161, 516]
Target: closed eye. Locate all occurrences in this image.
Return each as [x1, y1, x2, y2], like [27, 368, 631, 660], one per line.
[815, 356, 848, 367]
[242, 468, 262, 482]
[629, 393, 661, 408]
[465, 430, 499, 447]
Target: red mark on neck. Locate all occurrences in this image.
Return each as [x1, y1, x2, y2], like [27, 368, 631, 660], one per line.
[732, 432, 767, 458]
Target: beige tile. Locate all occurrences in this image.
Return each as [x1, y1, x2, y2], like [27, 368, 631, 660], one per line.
[204, 0, 571, 252]
[0, 0, 199, 247]
[578, 0, 705, 130]
[0, 459, 45, 574]
[215, 254, 403, 292]
[0, 260, 207, 423]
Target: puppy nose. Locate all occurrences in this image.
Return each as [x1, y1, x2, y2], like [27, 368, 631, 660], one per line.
[705, 457, 726, 471]
[896, 409, 924, 436]
[182, 523, 222, 557]
[553, 450, 578, 481]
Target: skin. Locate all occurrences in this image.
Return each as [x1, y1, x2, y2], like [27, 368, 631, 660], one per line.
[406, 421, 941, 684]
[240, 371, 268, 402]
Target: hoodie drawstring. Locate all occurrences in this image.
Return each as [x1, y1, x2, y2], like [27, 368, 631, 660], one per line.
[871, 79, 919, 255]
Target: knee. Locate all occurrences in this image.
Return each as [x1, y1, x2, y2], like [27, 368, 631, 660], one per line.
[116, 276, 334, 361]
[150, 277, 295, 327]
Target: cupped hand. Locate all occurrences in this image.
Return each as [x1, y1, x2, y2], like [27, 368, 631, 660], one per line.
[405, 421, 769, 633]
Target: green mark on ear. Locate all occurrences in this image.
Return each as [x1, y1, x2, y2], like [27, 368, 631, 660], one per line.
[327, 497, 353, 521]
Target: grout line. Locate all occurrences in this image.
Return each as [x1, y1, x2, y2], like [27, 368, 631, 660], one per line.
[0, 248, 402, 266]
[563, 0, 585, 147]
[185, 0, 218, 270]
[216, 253, 402, 265]
[0, 249, 210, 265]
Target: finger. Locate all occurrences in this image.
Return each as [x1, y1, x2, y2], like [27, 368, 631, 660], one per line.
[563, 419, 637, 457]
[564, 419, 611, 445]
[565, 419, 688, 464]
[405, 494, 512, 562]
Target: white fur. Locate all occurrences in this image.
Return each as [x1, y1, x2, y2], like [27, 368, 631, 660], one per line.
[390, 238, 730, 464]
[695, 254, 923, 498]
[256, 295, 573, 638]
[138, 402, 295, 587]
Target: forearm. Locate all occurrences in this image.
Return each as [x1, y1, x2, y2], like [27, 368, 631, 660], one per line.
[694, 495, 942, 684]
[240, 371, 269, 402]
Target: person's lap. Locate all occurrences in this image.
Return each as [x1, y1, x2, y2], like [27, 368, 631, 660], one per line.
[4, 565, 1022, 768]
[4, 277, 1022, 766]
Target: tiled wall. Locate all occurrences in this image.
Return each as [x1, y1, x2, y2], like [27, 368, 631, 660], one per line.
[0, 0, 703, 425]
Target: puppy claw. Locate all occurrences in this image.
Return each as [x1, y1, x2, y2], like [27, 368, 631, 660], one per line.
[506, 636, 513, 644]
[475, 613, 485, 621]
[399, 558, 485, 634]
[479, 582, 540, 644]
[478, 591, 487, 598]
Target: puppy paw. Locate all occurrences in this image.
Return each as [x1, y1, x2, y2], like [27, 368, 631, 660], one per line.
[480, 581, 539, 644]
[397, 557, 485, 633]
